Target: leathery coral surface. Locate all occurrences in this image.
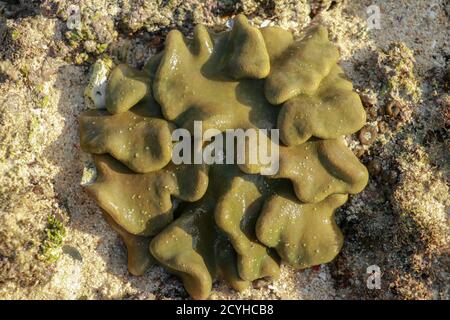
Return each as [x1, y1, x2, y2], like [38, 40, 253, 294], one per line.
[79, 14, 368, 299]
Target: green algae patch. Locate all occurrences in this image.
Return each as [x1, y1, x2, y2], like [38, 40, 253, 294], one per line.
[79, 14, 368, 299]
[41, 215, 66, 263]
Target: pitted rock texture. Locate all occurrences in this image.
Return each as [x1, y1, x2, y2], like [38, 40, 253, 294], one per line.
[79, 14, 368, 299]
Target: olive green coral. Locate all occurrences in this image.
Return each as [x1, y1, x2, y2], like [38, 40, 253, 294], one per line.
[150, 165, 253, 300]
[277, 64, 366, 145]
[106, 64, 149, 114]
[102, 211, 156, 276]
[152, 21, 277, 133]
[85, 155, 208, 236]
[265, 25, 340, 105]
[79, 14, 368, 299]
[80, 103, 174, 173]
[213, 166, 281, 282]
[239, 136, 368, 203]
[257, 192, 348, 269]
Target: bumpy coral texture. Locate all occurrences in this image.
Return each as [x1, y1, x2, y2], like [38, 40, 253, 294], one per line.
[79, 15, 368, 300]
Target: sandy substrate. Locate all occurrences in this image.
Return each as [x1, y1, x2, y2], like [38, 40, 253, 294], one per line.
[0, 0, 448, 300]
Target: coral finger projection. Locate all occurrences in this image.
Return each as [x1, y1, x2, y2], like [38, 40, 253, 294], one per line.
[80, 14, 368, 300]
